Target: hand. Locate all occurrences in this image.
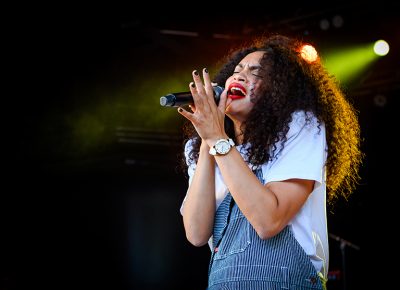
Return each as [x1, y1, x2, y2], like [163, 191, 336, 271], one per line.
[178, 68, 228, 144]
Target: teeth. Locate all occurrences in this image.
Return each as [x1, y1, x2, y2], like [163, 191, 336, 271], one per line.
[230, 87, 246, 95]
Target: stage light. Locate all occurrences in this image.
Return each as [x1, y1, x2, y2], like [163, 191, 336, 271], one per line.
[373, 40, 389, 56]
[323, 44, 376, 85]
[300, 45, 318, 63]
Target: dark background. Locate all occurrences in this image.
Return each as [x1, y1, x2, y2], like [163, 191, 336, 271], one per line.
[3, 4, 399, 290]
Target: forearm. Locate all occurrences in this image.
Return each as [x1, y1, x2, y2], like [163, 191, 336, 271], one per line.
[182, 143, 216, 246]
[211, 146, 280, 238]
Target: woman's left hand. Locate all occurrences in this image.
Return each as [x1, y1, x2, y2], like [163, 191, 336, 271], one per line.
[178, 68, 228, 144]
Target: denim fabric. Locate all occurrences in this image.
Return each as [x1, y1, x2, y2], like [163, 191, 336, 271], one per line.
[207, 169, 323, 290]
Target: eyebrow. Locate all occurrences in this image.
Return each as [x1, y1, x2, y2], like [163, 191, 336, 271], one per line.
[235, 63, 264, 70]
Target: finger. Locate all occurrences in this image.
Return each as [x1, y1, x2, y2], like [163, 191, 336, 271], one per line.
[188, 104, 196, 113]
[192, 70, 206, 96]
[202, 68, 213, 98]
[203, 68, 220, 111]
[177, 107, 194, 122]
[189, 81, 203, 107]
[218, 89, 229, 113]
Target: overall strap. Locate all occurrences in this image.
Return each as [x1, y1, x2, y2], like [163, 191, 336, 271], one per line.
[212, 167, 264, 250]
[212, 194, 234, 249]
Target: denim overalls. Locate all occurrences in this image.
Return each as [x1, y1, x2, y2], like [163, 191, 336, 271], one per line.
[207, 169, 324, 290]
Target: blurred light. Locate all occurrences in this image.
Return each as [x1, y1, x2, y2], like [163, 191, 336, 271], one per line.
[319, 19, 330, 30]
[332, 15, 344, 28]
[373, 94, 387, 107]
[300, 44, 318, 63]
[324, 43, 377, 84]
[373, 40, 390, 56]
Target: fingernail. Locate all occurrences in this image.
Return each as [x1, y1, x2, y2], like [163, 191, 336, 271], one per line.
[204, 68, 208, 73]
[193, 70, 199, 76]
[191, 82, 195, 88]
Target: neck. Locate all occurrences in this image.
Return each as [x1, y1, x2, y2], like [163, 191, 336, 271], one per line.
[233, 120, 245, 144]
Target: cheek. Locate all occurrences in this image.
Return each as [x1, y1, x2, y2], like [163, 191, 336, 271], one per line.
[245, 99, 256, 112]
[250, 94, 258, 103]
[248, 82, 260, 103]
[225, 76, 235, 87]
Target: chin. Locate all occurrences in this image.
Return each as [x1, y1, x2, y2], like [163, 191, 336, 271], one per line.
[225, 107, 243, 119]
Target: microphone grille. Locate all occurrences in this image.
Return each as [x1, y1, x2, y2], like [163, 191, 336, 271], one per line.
[160, 96, 168, 106]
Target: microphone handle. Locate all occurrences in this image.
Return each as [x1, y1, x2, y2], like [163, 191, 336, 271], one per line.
[160, 92, 194, 107]
[160, 86, 223, 107]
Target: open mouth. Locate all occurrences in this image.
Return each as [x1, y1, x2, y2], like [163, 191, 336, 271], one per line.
[227, 83, 247, 100]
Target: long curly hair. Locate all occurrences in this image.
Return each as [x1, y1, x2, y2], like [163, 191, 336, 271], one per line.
[181, 34, 363, 204]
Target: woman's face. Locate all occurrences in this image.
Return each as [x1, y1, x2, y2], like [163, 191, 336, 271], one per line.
[224, 51, 265, 123]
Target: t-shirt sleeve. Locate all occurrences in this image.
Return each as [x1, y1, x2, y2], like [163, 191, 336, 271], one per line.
[184, 138, 196, 186]
[180, 139, 196, 215]
[263, 111, 327, 187]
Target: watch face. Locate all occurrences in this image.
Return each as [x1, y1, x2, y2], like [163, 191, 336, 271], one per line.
[216, 140, 231, 154]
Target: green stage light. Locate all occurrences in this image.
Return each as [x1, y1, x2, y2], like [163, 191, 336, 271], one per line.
[323, 43, 378, 85]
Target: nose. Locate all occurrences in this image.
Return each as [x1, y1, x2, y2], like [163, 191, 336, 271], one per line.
[233, 73, 246, 82]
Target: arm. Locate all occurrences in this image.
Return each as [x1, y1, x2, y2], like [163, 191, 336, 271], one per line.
[182, 142, 216, 246]
[204, 112, 324, 239]
[207, 142, 313, 239]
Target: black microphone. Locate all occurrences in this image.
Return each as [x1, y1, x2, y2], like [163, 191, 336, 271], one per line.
[160, 85, 224, 107]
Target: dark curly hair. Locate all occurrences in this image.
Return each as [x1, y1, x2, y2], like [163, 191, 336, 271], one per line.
[180, 34, 363, 205]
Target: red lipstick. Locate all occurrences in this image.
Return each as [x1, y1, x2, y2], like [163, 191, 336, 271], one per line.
[227, 83, 247, 100]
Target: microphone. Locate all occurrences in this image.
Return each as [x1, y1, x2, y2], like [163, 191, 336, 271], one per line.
[160, 85, 224, 107]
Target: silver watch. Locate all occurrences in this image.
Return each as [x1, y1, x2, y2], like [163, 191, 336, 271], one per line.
[209, 138, 235, 156]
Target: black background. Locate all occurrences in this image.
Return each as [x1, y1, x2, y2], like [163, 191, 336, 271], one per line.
[3, 4, 399, 290]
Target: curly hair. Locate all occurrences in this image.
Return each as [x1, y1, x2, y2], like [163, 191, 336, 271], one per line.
[181, 34, 363, 205]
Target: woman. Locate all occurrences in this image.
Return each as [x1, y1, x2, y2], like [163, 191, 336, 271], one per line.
[178, 34, 362, 289]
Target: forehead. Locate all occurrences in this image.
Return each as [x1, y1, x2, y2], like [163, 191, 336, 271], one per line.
[238, 51, 265, 65]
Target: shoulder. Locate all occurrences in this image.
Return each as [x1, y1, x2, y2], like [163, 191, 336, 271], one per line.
[184, 138, 196, 165]
[287, 110, 323, 138]
[291, 110, 319, 127]
[184, 138, 195, 154]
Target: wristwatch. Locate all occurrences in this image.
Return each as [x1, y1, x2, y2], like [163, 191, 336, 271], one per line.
[209, 138, 235, 156]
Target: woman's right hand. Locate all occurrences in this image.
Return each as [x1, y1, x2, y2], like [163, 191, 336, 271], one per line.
[177, 68, 229, 144]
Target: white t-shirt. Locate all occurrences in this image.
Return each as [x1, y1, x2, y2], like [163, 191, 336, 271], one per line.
[180, 110, 329, 278]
